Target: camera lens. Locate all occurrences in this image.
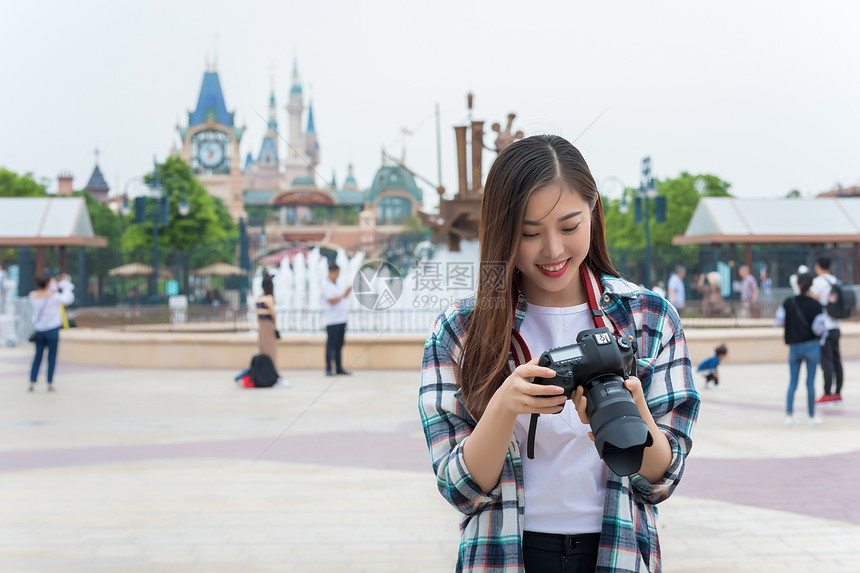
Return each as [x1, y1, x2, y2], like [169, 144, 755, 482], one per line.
[584, 374, 652, 476]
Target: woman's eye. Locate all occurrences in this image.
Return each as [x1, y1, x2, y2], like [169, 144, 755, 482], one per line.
[562, 225, 580, 233]
[522, 232, 539, 238]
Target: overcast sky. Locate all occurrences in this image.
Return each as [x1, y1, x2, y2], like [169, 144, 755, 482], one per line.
[2, 0, 859, 207]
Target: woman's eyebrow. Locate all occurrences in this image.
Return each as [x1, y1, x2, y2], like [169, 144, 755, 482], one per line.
[523, 211, 583, 225]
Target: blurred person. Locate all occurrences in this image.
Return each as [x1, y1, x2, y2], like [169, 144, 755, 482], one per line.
[696, 344, 727, 390]
[811, 256, 843, 404]
[255, 276, 289, 387]
[737, 265, 759, 318]
[694, 271, 725, 316]
[667, 265, 686, 311]
[759, 266, 772, 294]
[774, 272, 825, 425]
[789, 264, 809, 295]
[322, 263, 352, 376]
[28, 274, 74, 392]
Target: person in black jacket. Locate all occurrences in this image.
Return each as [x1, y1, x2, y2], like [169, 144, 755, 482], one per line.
[774, 272, 824, 425]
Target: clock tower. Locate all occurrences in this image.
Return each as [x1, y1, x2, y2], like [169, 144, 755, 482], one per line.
[177, 63, 246, 219]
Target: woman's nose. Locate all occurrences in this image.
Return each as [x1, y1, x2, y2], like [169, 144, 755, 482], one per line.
[542, 232, 564, 259]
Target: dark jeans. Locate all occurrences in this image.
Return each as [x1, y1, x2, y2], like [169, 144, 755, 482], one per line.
[820, 329, 843, 395]
[523, 531, 600, 573]
[325, 322, 346, 373]
[30, 327, 60, 384]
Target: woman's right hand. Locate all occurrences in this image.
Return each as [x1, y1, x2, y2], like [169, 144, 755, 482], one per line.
[489, 356, 567, 417]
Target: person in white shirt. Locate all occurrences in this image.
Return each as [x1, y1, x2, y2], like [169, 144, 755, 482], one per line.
[321, 263, 352, 376]
[29, 274, 74, 392]
[667, 266, 686, 311]
[811, 256, 843, 404]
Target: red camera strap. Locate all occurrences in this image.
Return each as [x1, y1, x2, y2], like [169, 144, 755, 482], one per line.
[512, 264, 617, 460]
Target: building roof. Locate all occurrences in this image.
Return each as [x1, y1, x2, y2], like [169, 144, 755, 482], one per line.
[257, 136, 279, 163]
[330, 189, 365, 205]
[243, 190, 277, 206]
[84, 164, 109, 194]
[343, 163, 359, 190]
[0, 197, 107, 247]
[367, 165, 423, 203]
[189, 71, 234, 127]
[244, 152, 255, 170]
[290, 175, 316, 188]
[673, 197, 860, 245]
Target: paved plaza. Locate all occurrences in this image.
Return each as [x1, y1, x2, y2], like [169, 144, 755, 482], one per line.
[1, 343, 859, 572]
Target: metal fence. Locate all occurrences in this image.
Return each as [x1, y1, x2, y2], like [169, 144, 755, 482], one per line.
[71, 305, 441, 334]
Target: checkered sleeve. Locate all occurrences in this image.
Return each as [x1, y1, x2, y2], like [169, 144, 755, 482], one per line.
[629, 294, 700, 505]
[419, 305, 504, 516]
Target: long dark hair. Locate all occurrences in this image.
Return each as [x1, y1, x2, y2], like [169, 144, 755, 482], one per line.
[459, 134, 619, 419]
[262, 276, 274, 297]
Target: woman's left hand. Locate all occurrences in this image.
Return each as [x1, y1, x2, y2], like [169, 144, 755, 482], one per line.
[572, 376, 649, 441]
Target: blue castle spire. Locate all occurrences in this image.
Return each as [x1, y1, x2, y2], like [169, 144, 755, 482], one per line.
[189, 71, 234, 127]
[306, 102, 316, 134]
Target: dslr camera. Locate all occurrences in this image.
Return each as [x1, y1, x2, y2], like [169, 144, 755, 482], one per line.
[531, 327, 653, 476]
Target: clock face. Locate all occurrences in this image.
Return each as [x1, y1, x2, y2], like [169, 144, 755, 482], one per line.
[199, 140, 225, 168]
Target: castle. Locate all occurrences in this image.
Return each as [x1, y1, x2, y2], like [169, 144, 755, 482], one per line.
[174, 61, 424, 250]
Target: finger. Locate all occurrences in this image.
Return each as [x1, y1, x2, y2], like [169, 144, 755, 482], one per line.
[623, 376, 643, 398]
[526, 382, 565, 396]
[515, 360, 556, 381]
[532, 396, 567, 414]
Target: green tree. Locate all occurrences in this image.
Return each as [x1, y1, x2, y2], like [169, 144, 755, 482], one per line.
[604, 172, 733, 275]
[75, 190, 123, 249]
[121, 155, 238, 253]
[0, 168, 47, 198]
[605, 172, 732, 250]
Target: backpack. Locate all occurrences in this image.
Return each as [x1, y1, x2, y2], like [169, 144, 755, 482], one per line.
[248, 354, 279, 388]
[826, 280, 857, 319]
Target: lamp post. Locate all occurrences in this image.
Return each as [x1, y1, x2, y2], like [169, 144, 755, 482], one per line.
[135, 158, 190, 300]
[630, 156, 666, 289]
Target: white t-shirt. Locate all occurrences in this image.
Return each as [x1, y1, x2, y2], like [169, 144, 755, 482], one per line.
[667, 273, 685, 308]
[811, 273, 839, 331]
[513, 302, 609, 534]
[321, 279, 348, 325]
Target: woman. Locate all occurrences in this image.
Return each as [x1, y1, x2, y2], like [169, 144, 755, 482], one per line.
[256, 276, 278, 369]
[251, 276, 289, 388]
[695, 271, 725, 316]
[774, 272, 824, 425]
[419, 135, 700, 572]
[29, 274, 74, 392]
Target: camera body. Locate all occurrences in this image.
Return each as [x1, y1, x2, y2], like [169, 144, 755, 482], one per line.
[534, 328, 636, 398]
[532, 327, 652, 476]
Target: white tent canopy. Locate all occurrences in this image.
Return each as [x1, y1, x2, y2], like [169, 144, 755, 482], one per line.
[674, 197, 860, 245]
[0, 197, 106, 247]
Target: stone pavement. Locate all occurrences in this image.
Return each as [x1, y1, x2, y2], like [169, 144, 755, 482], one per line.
[1, 345, 859, 572]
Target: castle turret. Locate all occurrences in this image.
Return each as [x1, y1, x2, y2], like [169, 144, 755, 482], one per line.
[283, 58, 313, 186]
[305, 101, 319, 175]
[84, 150, 110, 202]
[286, 59, 304, 159]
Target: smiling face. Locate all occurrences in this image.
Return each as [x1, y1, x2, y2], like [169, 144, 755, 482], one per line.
[514, 182, 592, 307]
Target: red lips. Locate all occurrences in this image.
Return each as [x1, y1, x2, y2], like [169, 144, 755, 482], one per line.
[536, 259, 570, 278]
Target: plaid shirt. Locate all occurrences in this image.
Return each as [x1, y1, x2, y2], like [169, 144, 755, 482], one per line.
[419, 272, 700, 572]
